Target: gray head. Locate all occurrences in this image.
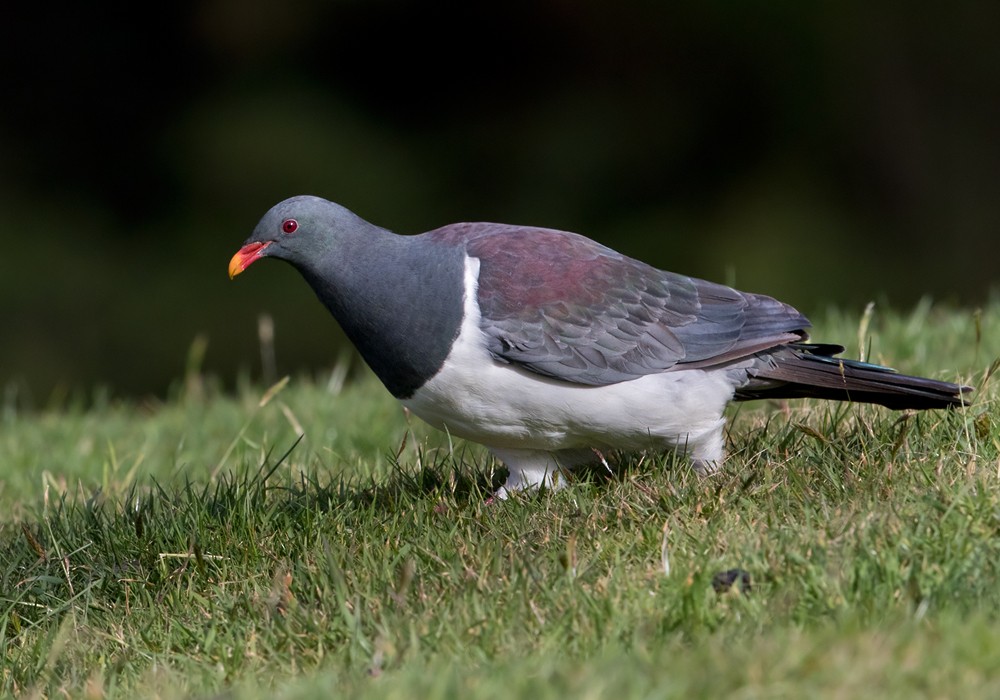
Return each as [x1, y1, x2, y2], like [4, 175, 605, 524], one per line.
[229, 195, 378, 279]
[228, 194, 466, 398]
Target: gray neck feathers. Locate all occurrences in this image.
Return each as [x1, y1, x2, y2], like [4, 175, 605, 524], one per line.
[298, 228, 467, 398]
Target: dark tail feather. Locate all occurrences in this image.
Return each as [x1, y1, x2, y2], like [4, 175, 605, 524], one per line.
[735, 343, 972, 410]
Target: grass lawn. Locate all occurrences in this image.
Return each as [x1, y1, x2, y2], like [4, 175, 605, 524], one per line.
[2, 300, 998, 698]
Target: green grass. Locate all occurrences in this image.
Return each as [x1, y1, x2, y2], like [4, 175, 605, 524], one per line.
[2, 301, 999, 698]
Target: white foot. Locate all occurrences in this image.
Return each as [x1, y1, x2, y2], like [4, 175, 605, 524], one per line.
[692, 458, 722, 476]
[685, 419, 726, 477]
[489, 447, 574, 499]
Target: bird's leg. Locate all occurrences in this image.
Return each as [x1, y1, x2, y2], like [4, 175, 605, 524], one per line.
[684, 419, 726, 477]
[691, 458, 723, 476]
[488, 448, 572, 500]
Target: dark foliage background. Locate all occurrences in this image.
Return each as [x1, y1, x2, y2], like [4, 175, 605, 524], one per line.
[2, 1, 997, 402]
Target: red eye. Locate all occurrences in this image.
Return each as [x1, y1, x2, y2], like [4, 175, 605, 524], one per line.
[281, 218, 298, 234]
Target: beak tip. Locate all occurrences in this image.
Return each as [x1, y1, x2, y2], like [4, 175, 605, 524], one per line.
[228, 252, 248, 280]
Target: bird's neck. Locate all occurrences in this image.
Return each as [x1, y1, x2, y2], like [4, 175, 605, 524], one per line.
[299, 229, 467, 398]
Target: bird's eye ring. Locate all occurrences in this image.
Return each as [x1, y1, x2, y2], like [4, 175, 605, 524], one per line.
[281, 218, 298, 234]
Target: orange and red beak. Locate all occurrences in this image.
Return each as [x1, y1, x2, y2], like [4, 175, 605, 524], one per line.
[228, 241, 272, 279]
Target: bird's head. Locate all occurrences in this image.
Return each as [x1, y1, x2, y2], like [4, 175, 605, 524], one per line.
[228, 195, 366, 279]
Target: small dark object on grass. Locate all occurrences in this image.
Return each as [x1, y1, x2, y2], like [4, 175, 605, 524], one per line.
[712, 568, 752, 594]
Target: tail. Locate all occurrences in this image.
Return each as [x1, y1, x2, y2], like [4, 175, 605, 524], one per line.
[735, 343, 972, 410]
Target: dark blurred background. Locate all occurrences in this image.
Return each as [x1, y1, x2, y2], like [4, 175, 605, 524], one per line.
[2, 1, 998, 404]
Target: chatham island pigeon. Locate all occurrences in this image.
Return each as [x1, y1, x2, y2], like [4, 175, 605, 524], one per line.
[229, 195, 969, 498]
